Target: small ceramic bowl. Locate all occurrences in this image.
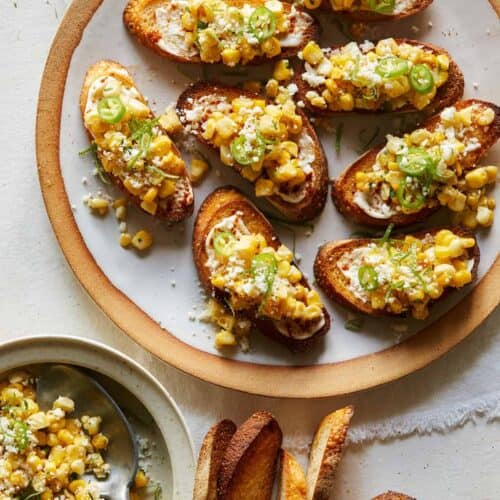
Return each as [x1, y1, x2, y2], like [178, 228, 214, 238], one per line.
[0, 335, 195, 499]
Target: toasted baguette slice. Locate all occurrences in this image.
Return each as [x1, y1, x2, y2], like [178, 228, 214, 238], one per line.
[295, 39, 463, 115]
[322, 0, 433, 22]
[372, 492, 416, 500]
[178, 82, 329, 222]
[314, 227, 480, 318]
[124, 0, 319, 65]
[80, 61, 193, 222]
[193, 419, 237, 500]
[217, 411, 283, 500]
[306, 406, 354, 500]
[279, 449, 307, 500]
[333, 99, 500, 227]
[194, 187, 330, 351]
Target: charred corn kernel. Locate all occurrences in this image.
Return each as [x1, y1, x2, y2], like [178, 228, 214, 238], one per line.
[288, 266, 302, 283]
[215, 330, 237, 349]
[150, 135, 172, 156]
[112, 198, 127, 209]
[278, 260, 291, 277]
[47, 433, 59, 447]
[120, 232, 132, 248]
[221, 48, 241, 66]
[159, 179, 177, 198]
[115, 205, 127, 221]
[262, 37, 281, 57]
[215, 116, 237, 139]
[304, 0, 322, 8]
[143, 187, 159, 203]
[310, 95, 327, 109]
[265, 78, 279, 98]
[436, 54, 450, 70]
[477, 206, 494, 227]
[273, 60, 293, 81]
[190, 158, 209, 184]
[132, 230, 153, 250]
[477, 107, 495, 126]
[302, 42, 324, 65]
[447, 191, 467, 212]
[57, 429, 74, 446]
[435, 230, 455, 246]
[255, 178, 275, 197]
[453, 270, 472, 287]
[339, 93, 354, 111]
[134, 470, 149, 488]
[69, 479, 86, 493]
[140, 199, 158, 216]
[88, 197, 109, 211]
[123, 178, 143, 196]
[91, 433, 109, 450]
[465, 168, 489, 189]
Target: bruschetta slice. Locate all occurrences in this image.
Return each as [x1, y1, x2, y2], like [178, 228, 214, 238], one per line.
[372, 492, 416, 500]
[316, 0, 433, 22]
[193, 419, 237, 500]
[124, 0, 320, 66]
[332, 100, 500, 227]
[294, 38, 463, 114]
[80, 61, 194, 222]
[193, 187, 330, 351]
[217, 411, 282, 500]
[279, 449, 307, 500]
[306, 406, 354, 500]
[314, 228, 480, 320]
[178, 82, 329, 222]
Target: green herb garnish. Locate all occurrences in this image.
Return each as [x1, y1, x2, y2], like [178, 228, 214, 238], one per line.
[335, 122, 344, 155]
[345, 317, 364, 332]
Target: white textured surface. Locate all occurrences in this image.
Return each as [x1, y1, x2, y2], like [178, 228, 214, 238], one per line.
[0, 1, 499, 498]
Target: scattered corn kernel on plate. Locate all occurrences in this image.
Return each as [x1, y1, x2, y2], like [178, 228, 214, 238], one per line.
[36, 0, 500, 397]
[0, 336, 195, 499]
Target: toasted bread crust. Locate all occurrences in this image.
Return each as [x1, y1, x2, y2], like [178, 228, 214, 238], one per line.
[332, 99, 500, 227]
[124, 0, 320, 65]
[79, 60, 194, 222]
[279, 449, 307, 500]
[193, 187, 330, 351]
[178, 81, 329, 222]
[306, 406, 354, 500]
[217, 411, 283, 500]
[372, 492, 416, 500]
[325, 0, 434, 22]
[314, 227, 480, 317]
[294, 39, 464, 116]
[193, 420, 237, 500]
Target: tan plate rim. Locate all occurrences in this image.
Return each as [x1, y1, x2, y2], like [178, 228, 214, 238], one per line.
[36, 0, 500, 398]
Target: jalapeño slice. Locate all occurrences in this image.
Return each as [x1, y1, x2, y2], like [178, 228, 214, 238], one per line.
[397, 177, 425, 211]
[397, 147, 434, 177]
[230, 132, 266, 166]
[358, 265, 380, 291]
[97, 96, 126, 124]
[214, 231, 237, 257]
[368, 0, 396, 14]
[375, 56, 409, 79]
[249, 7, 276, 42]
[409, 64, 435, 94]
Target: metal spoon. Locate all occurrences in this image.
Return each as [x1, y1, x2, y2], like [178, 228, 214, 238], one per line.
[36, 364, 138, 499]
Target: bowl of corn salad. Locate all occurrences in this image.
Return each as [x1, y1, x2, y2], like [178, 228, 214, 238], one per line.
[0, 336, 194, 500]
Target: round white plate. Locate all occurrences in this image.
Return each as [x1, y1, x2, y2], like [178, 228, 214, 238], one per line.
[37, 0, 500, 397]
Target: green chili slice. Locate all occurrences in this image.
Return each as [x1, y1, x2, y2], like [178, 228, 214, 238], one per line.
[251, 253, 278, 295]
[368, 0, 396, 14]
[249, 7, 276, 42]
[230, 133, 265, 165]
[97, 96, 126, 124]
[409, 64, 435, 94]
[358, 265, 379, 291]
[397, 147, 434, 177]
[213, 231, 237, 257]
[397, 177, 425, 210]
[375, 57, 409, 79]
